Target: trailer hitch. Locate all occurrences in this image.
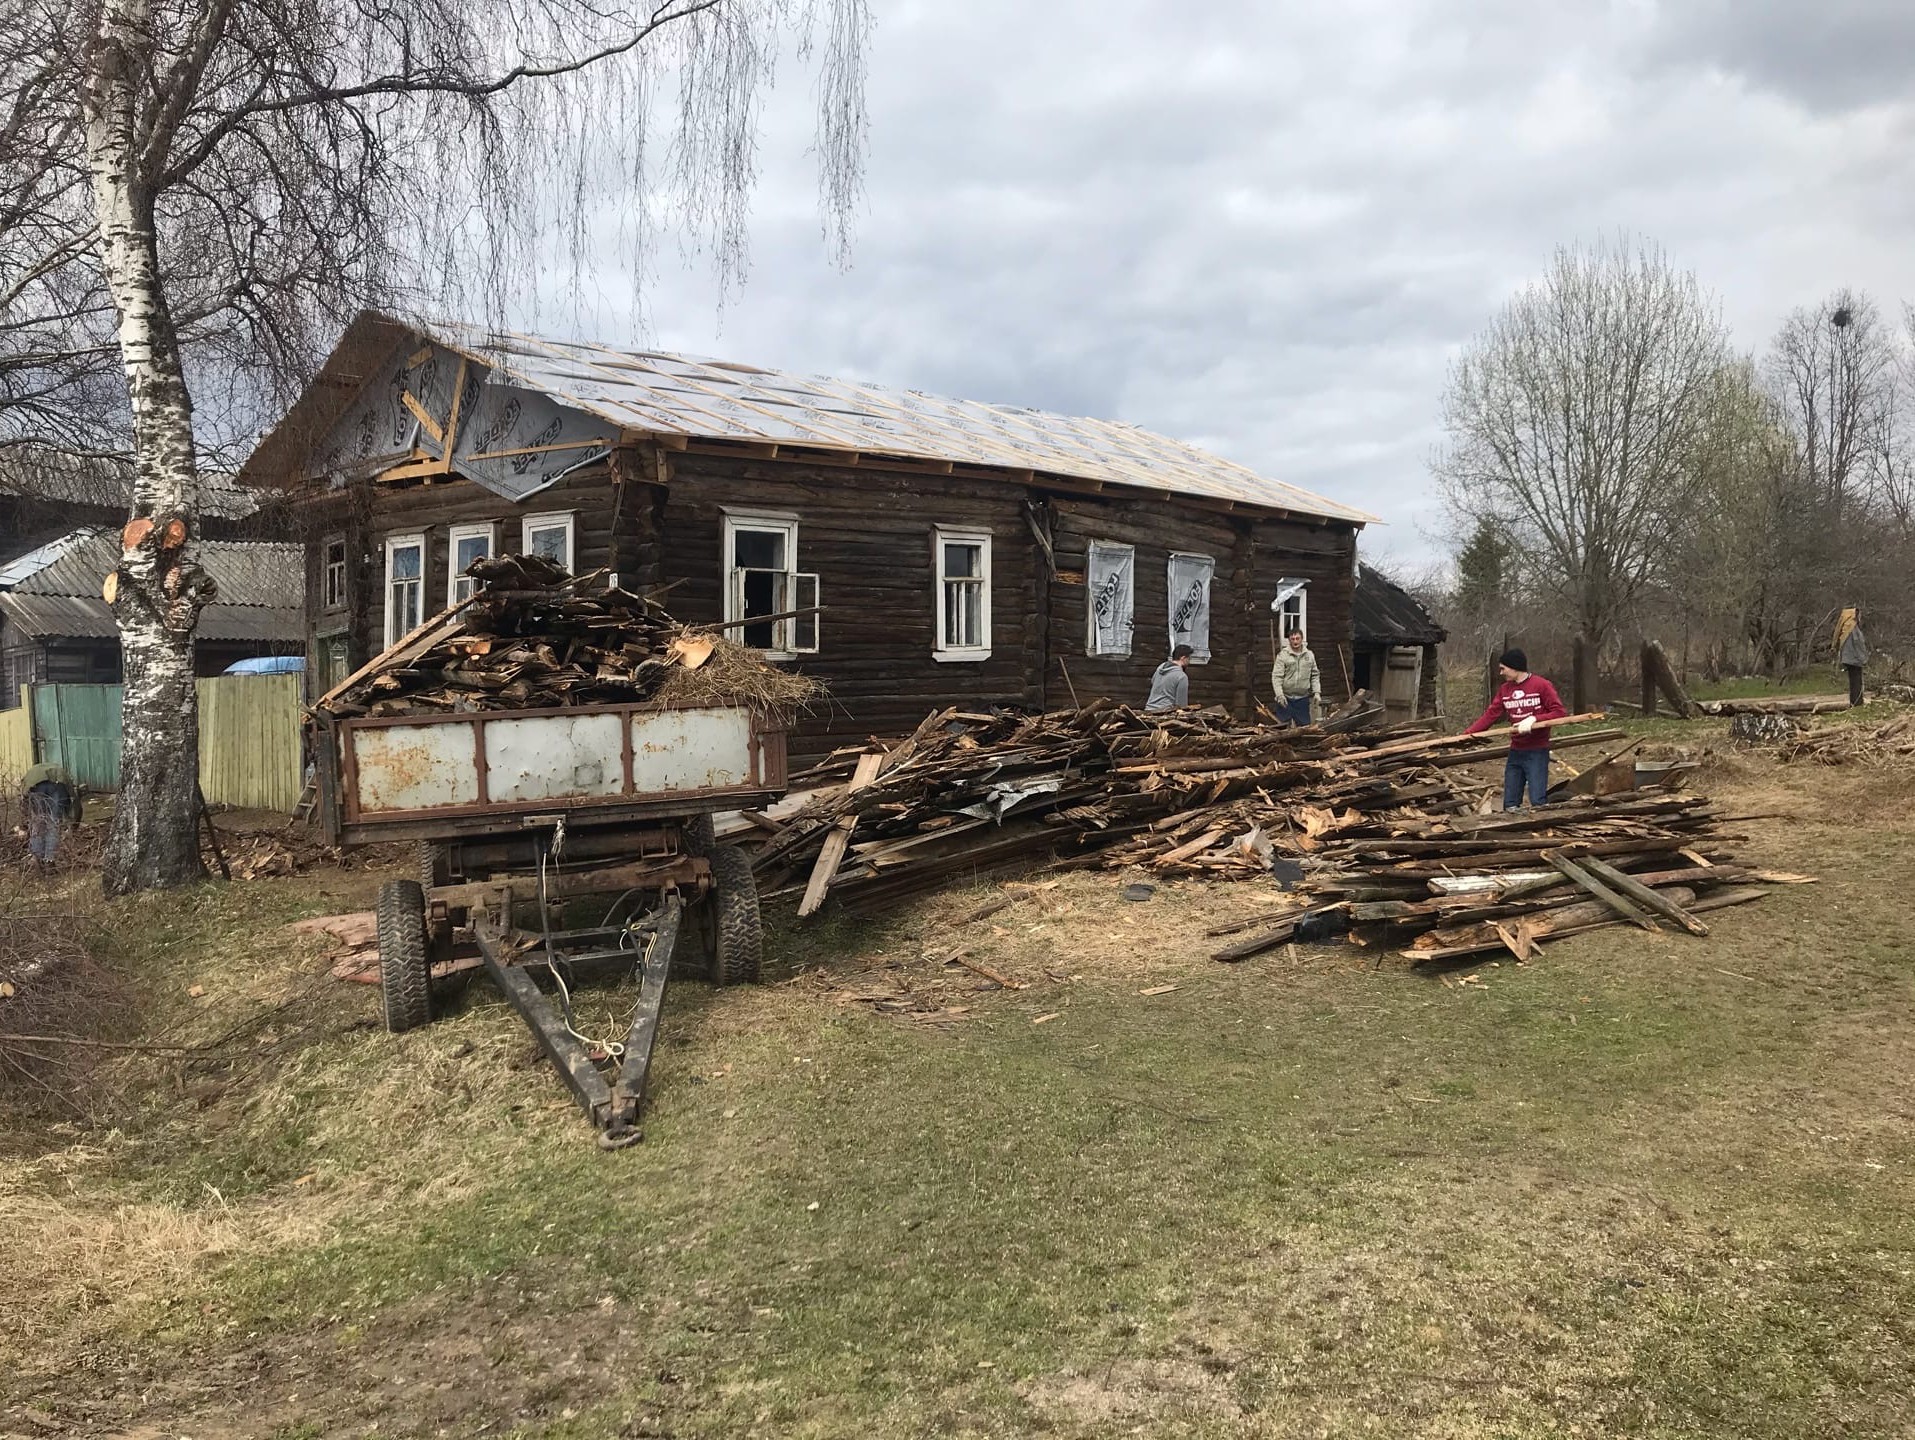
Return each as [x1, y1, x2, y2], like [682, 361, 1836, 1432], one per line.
[474, 892, 683, 1145]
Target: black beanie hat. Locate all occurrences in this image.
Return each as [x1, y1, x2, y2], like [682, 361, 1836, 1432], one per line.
[1499, 648, 1528, 672]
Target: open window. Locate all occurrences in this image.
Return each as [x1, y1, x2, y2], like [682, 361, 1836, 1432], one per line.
[448, 522, 496, 605]
[383, 534, 425, 648]
[521, 511, 575, 572]
[933, 526, 992, 660]
[1167, 552, 1214, 663]
[1085, 541, 1135, 658]
[1272, 578, 1309, 644]
[321, 536, 347, 612]
[723, 511, 818, 657]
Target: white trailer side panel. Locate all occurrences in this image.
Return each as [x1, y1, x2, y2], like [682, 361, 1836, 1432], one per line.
[484, 713, 628, 803]
[630, 708, 755, 791]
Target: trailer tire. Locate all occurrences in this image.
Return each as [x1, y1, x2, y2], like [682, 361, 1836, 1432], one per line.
[683, 813, 716, 857]
[378, 879, 434, 1032]
[707, 844, 763, 986]
[417, 840, 447, 890]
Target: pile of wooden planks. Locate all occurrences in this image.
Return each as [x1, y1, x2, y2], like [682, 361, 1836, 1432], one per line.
[747, 698, 1627, 917]
[1222, 789, 1810, 964]
[314, 555, 816, 718]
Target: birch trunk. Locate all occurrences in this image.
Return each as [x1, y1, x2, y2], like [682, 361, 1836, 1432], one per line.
[84, 0, 212, 893]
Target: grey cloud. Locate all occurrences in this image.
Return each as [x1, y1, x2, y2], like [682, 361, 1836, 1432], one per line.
[1645, 0, 1915, 114]
[527, 0, 1915, 570]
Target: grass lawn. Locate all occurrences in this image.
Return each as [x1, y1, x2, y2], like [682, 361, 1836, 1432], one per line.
[3, 733, 1914, 1438]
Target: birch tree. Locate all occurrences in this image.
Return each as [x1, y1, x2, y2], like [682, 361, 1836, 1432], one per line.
[1434, 237, 1732, 656]
[5, 0, 870, 894]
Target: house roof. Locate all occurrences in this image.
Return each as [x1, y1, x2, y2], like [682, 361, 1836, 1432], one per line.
[240, 310, 1378, 526]
[0, 530, 100, 589]
[0, 450, 257, 519]
[1352, 563, 1447, 647]
[0, 529, 304, 645]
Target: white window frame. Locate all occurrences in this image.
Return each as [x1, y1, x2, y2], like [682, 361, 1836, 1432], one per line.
[383, 533, 426, 649]
[1273, 578, 1310, 646]
[932, 526, 992, 661]
[521, 511, 575, 572]
[321, 535, 347, 612]
[447, 522, 497, 606]
[722, 511, 817, 658]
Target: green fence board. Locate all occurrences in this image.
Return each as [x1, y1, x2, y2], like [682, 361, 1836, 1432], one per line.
[31, 683, 123, 790]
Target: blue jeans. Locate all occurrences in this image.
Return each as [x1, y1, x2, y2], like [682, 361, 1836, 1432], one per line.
[1282, 696, 1313, 726]
[1503, 750, 1550, 809]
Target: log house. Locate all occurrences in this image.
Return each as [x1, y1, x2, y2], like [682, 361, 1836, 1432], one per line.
[239, 312, 1376, 761]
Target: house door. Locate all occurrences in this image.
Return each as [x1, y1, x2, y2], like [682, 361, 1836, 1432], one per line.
[1380, 646, 1423, 721]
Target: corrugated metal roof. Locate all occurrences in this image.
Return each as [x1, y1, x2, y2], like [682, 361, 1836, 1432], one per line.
[0, 593, 302, 643]
[0, 529, 107, 588]
[1353, 564, 1447, 647]
[241, 310, 1377, 525]
[7, 530, 303, 609]
[0, 593, 118, 639]
[0, 453, 257, 518]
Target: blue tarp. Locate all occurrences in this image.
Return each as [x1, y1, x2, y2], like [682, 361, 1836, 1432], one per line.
[223, 655, 305, 675]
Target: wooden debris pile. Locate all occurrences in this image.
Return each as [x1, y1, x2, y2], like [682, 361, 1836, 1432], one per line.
[744, 698, 1807, 965]
[314, 554, 821, 719]
[1772, 715, 1915, 767]
[1213, 790, 1808, 965]
[747, 697, 1626, 918]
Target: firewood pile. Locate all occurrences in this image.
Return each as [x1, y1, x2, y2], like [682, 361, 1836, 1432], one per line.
[313, 555, 821, 719]
[745, 698, 1809, 964]
[1772, 716, 1915, 767]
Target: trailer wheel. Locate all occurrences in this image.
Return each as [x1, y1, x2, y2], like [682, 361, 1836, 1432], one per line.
[417, 840, 447, 890]
[707, 844, 763, 986]
[378, 879, 434, 1032]
[684, 813, 716, 857]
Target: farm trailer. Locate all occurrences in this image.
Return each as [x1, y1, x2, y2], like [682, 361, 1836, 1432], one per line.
[312, 699, 786, 1145]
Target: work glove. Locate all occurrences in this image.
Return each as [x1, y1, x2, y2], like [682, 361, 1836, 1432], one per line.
[1515, 716, 1536, 735]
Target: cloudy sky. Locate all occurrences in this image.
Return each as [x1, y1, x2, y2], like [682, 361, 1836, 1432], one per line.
[561, 0, 1915, 573]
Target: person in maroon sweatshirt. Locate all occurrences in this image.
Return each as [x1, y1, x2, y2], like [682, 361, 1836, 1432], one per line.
[1463, 648, 1569, 809]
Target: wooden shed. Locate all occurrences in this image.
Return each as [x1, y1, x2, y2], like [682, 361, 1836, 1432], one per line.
[1351, 563, 1446, 722]
[239, 312, 1376, 762]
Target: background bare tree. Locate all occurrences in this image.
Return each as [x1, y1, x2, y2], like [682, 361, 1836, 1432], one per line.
[4, 0, 870, 893]
[1657, 361, 1807, 676]
[1435, 236, 1732, 669]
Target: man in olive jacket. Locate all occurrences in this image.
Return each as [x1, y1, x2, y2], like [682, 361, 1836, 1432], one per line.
[1271, 629, 1320, 726]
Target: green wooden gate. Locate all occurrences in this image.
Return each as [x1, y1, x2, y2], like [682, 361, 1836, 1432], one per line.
[31, 683, 123, 790]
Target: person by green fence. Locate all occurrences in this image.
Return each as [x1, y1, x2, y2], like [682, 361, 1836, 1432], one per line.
[21, 761, 82, 870]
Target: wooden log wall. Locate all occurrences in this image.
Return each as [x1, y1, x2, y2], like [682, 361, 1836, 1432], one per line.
[304, 447, 1362, 763]
[1252, 519, 1358, 709]
[318, 465, 627, 683]
[1041, 496, 1254, 714]
[657, 453, 1038, 758]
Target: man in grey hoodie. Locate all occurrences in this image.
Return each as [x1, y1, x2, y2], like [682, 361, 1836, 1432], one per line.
[1145, 645, 1195, 712]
